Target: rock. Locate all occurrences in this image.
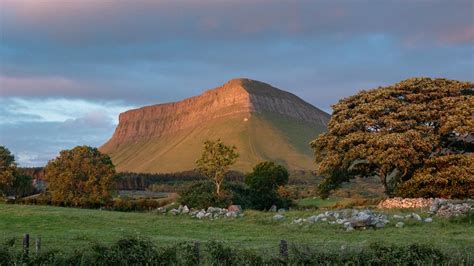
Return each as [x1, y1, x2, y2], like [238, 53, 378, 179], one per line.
[375, 222, 385, 228]
[205, 212, 212, 218]
[349, 211, 373, 227]
[228, 205, 243, 213]
[429, 198, 448, 213]
[307, 215, 318, 223]
[182, 205, 190, 214]
[226, 211, 237, 218]
[156, 207, 167, 214]
[196, 211, 206, 219]
[269, 205, 277, 212]
[393, 214, 404, 219]
[273, 214, 285, 221]
[278, 208, 287, 213]
[170, 208, 180, 215]
[346, 226, 354, 232]
[424, 217, 433, 222]
[293, 218, 303, 224]
[395, 222, 404, 228]
[412, 213, 422, 221]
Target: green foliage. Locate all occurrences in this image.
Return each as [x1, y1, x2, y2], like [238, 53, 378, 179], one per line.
[311, 78, 474, 197]
[397, 153, 474, 198]
[0, 236, 458, 265]
[245, 161, 291, 210]
[196, 139, 239, 197]
[245, 161, 289, 190]
[0, 146, 16, 196]
[179, 181, 232, 209]
[44, 146, 116, 206]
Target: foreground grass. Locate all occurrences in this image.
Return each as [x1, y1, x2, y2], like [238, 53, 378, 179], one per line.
[0, 204, 473, 255]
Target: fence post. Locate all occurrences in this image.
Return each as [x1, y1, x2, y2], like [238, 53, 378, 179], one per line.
[279, 240, 288, 260]
[35, 237, 41, 256]
[23, 234, 30, 258]
[194, 241, 200, 265]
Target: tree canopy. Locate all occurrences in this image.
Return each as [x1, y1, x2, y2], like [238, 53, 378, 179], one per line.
[44, 146, 116, 205]
[0, 146, 17, 196]
[311, 78, 474, 197]
[196, 139, 239, 196]
[245, 161, 290, 210]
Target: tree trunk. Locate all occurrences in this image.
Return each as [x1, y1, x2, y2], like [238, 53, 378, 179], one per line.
[216, 182, 221, 197]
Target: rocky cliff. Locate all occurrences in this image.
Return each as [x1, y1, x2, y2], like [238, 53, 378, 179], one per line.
[101, 78, 330, 173]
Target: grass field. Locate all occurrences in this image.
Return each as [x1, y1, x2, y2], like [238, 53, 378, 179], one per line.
[1, 204, 473, 255]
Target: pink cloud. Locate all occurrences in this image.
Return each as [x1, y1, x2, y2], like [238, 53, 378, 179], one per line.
[438, 26, 474, 45]
[0, 75, 82, 97]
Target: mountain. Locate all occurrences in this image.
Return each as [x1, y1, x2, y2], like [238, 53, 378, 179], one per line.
[100, 78, 330, 173]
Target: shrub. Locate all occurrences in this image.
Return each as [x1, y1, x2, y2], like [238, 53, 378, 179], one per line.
[245, 162, 291, 210]
[179, 181, 232, 209]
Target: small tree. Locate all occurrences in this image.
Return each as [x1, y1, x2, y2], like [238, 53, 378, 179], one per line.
[44, 146, 116, 205]
[245, 161, 290, 210]
[196, 139, 239, 197]
[0, 146, 16, 197]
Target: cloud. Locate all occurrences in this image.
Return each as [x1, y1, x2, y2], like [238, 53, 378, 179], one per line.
[0, 97, 134, 166]
[0, 0, 473, 166]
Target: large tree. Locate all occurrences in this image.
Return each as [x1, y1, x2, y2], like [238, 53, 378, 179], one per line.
[311, 78, 474, 197]
[44, 146, 116, 205]
[196, 139, 239, 197]
[0, 146, 17, 196]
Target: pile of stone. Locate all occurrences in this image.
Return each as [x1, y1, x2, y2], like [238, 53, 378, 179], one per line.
[377, 197, 434, 209]
[275, 209, 390, 231]
[273, 208, 439, 231]
[156, 205, 244, 220]
[429, 199, 473, 218]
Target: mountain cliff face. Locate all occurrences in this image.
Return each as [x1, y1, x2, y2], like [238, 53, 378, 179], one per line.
[101, 78, 330, 173]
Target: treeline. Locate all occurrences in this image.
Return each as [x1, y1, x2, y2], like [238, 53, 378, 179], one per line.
[116, 170, 244, 190]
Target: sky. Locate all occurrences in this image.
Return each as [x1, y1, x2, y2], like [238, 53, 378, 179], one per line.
[0, 0, 473, 167]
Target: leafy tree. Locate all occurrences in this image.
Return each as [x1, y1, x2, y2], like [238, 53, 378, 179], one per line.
[44, 146, 116, 205]
[311, 78, 474, 197]
[196, 139, 239, 197]
[0, 146, 16, 197]
[245, 161, 290, 210]
[8, 171, 35, 198]
[397, 154, 474, 198]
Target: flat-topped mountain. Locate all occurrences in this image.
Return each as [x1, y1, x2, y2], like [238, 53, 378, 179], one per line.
[100, 78, 330, 173]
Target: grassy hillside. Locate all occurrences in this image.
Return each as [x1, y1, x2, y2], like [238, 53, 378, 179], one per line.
[1, 204, 472, 254]
[105, 112, 325, 173]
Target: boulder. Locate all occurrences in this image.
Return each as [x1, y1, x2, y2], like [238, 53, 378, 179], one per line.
[424, 217, 433, 222]
[273, 214, 285, 221]
[412, 213, 422, 221]
[395, 222, 404, 228]
[227, 205, 242, 213]
[269, 205, 277, 212]
[182, 205, 190, 214]
[196, 211, 206, 219]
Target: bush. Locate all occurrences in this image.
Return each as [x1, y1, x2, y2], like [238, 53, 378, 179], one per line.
[245, 162, 292, 210]
[179, 181, 232, 209]
[0, 237, 466, 265]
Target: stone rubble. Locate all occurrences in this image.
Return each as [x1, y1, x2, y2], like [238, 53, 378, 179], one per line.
[429, 199, 473, 218]
[157, 205, 244, 220]
[377, 197, 434, 209]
